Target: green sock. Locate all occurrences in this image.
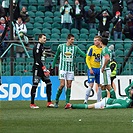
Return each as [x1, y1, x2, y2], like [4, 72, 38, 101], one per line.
[110, 88, 116, 99]
[66, 88, 71, 103]
[55, 89, 62, 103]
[102, 90, 107, 99]
[72, 104, 88, 109]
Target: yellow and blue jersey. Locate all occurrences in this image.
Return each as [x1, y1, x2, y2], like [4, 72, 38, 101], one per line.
[86, 45, 102, 69]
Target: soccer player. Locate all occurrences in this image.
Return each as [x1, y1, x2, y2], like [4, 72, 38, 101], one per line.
[84, 36, 102, 104]
[52, 34, 86, 108]
[65, 81, 133, 109]
[100, 37, 116, 99]
[30, 34, 54, 109]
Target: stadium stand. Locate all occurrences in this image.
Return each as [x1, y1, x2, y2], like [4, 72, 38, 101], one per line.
[1, 0, 133, 76]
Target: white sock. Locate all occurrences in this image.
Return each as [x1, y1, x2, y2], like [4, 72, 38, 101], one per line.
[84, 87, 92, 103]
[97, 87, 101, 102]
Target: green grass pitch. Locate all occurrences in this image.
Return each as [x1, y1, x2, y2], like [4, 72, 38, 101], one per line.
[0, 100, 133, 133]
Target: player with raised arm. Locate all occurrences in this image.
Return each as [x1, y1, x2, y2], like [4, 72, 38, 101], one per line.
[52, 34, 86, 108]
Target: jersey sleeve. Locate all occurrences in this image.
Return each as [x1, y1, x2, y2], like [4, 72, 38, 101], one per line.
[105, 103, 124, 109]
[86, 47, 93, 69]
[35, 44, 43, 68]
[125, 82, 133, 98]
[52, 45, 60, 68]
[77, 46, 86, 57]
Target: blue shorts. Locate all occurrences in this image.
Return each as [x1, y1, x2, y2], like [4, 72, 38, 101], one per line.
[87, 68, 100, 84]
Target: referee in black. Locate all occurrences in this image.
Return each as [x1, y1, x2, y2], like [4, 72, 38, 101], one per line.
[30, 34, 54, 108]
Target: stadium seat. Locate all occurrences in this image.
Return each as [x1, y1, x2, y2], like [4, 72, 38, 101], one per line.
[80, 28, 89, 34]
[45, 11, 53, 18]
[51, 28, 60, 35]
[88, 33, 96, 40]
[79, 33, 88, 40]
[24, 71, 32, 76]
[61, 28, 70, 34]
[14, 71, 23, 76]
[86, 0, 91, 5]
[52, 22, 61, 29]
[28, 11, 35, 18]
[26, 23, 33, 29]
[34, 17, 44, 23]
[60, 33, 68, 39]
[92, 0, 101, 6]
[89, 28, 97, 34]
[53, 17, 61, 23]
[42, 28, 51, 35]
[15, 65, 25, 72]
[115, 49, 124, 57]
[33, 28, 41, 39]
[95, 6, 101, 12]
[28, 6, 37, 12]
[33, 22, 42, 29]
[53, 11, 61, 17]
[43, 23, 52, 29]
[38, 5, 45, 12]
[38, 0, 44, 5]
[21, 0, 29, 6]
[44, 17, 53, 24]
[35, 11, 44, 17]
[84, 6, 90, 12]
[71, 28, 79, 34]
[50, 33, 60, 40]
[28, 0, 38, 5]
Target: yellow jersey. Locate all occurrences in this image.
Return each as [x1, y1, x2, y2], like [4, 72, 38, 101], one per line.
[86, 45, 102, 69]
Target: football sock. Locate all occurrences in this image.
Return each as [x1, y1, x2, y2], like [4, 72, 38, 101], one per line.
[46, 83, 52, 102]
[66, 88, 71, 103]
[84, 87, 92, 102]
[110, 88, 116, 99]
[55, 89, 62, 103]
[31, 85, 37, 104]
[97, 87, 101, 102]
[102, 90, 107, 99]
[72, 104, 88, 109]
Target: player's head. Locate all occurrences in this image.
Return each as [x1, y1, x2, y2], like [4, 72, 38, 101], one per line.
[67, 34, 75, 45]
[38, 34, 46, 44]
[101, 37, 108, 46]
[94, 36, 102, 46]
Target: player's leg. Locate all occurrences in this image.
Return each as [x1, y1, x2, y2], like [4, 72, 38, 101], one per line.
[100, 70, 107, 98]
[30, 70, 40, 108]
[84, 69, 95, 104]
[54, 70, 66, 107]
[96, 68, 101, 102]
[42, 76, 54, 107]
[106, 70, 116, 99]
[65, 71, 74, 104]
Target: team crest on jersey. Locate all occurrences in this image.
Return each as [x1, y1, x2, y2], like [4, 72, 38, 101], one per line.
[64, 51, 72, 57]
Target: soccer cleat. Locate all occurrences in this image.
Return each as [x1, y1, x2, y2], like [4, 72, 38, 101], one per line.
[84, 100, 87, 104]
[65, 103, 72, 109]
[47, 102, 54, 108]
[30, 104, 39, 109]
[54, 103, 59, 108]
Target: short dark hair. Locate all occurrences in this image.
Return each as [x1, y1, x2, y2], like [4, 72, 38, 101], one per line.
[101, 37, 108, 46]
[38, 34, 46, 40]
[67, 34, 74, 39]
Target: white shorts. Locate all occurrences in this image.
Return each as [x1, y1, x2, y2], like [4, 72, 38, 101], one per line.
[94, 98, 108, 109]
[59, 70, 74, 80]
[100, 69, 111, 85]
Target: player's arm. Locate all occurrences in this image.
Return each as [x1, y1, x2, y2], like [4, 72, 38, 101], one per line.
[125, 81, 133, 98]
[101, 54, 110, 72]
[77, 46, 86, 57]
[104, 103, 123, 109]
[35, 45, 44, 68]
[86, 47, 93, 69]
[52, 45, 60, 68]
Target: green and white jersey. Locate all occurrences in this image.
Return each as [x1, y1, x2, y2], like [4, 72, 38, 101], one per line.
[106, 97, 132, 108]
[52, 43, 86, 72]
[100, 46, 111, 70]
